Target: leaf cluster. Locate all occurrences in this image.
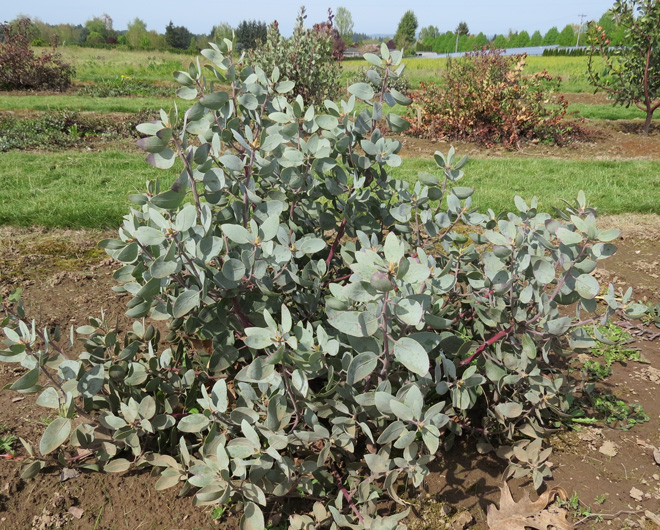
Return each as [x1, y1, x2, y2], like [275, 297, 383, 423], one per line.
[407, 47, 583, 148]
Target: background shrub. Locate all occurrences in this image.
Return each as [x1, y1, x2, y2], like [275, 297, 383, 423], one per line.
[408, 47, 580, 147]
[248, 7, 342, 105]
[0, 18, 75, 91]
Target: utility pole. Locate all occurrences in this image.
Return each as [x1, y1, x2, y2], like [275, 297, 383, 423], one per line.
[576, 13, 587, 47]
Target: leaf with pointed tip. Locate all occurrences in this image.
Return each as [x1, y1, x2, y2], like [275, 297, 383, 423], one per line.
[40, 418, 71, 456]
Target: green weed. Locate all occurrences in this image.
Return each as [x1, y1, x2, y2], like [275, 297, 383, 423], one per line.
[581, 360, 612, 381]
[0, 433, 17, 455]
[209, 506, 227, 520]
[592, 393, 649, 430]
[588, 323, 641, 366]
[556, 492, 602, 522]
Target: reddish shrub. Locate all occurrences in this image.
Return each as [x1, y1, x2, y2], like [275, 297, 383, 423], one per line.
[0, 18, 75, 91]
[408, 47, 581, 148]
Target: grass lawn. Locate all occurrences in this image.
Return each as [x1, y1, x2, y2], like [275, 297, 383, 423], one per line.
[393, 157, 660, 215]
[36, 46, 190, 83]
[1, 150, 658, 229]
[0, 151, 177, 228]
[567, 103, 651, 121]
[342, 55, 600, 93]
[0, 94, 188, 113]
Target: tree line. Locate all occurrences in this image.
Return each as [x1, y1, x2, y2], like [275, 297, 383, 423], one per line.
[0, 7, 634, 55]
[0, 14, 271, 53]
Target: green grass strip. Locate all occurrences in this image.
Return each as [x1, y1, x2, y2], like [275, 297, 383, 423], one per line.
[1, 151, 658, 229]
[0, 95, 190, 113]
[393, 157, 660, 215]
[0, 151, 177, 228]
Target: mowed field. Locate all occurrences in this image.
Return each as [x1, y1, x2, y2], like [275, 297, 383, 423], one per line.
[0, 46, 659, 530]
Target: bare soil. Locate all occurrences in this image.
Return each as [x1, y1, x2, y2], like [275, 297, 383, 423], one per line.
[0, 114, 659, 529]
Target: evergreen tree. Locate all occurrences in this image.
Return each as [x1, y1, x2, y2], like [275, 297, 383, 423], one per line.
[558, 24, 576, 46]
[165, 21, 194, 49]
[394, 10, 418, 50]
[235, 20, 267, 50]
[542, 26, 559, 45]
[492, 34, 508, 49]
[529, 30, 543, 46]
[514, 30, 530, 47]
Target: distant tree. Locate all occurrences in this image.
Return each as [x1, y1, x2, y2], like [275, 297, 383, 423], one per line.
[165, 21, 194, 49]
[146, 30, 166, 50]
[85, 14, 115, 44]
[86, 31, 105, 46]
[514, 30, 530, 47]
[456, 21, 469, 37]
[394, 10, 418, 50]
[529, 30, 543, 46]
[352, 32, 369, 43]
[557, 24, 576, 46]
[542, 26, 559, 45]
[235, 20, 267, 51]
[587, 0, 660, 135]
[492, 34, 508, 49]
[210, 22, 233, 43]
[419, 25, 439, 41]
[52, 24, 82, 46]
[471, 32, 489, 49]
[31, 18, 57, 46]
[335, 7, 354, 44]
[126, 18, 148, 49]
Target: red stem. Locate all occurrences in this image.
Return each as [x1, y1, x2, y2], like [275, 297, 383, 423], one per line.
[460, 325, 514, 366]
[326, 218, 347, 267]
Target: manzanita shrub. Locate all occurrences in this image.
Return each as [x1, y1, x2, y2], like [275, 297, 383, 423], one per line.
[249, 8, 343, 107]
[408, 47, 581, 148]
[0, 41, 647, 529]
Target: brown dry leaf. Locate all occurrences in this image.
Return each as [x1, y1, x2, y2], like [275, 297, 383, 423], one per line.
[599, 441, 618, 457]
[487, 482, 573, 530]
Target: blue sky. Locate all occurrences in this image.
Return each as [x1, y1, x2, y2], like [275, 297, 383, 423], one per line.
[7, 0, 617, 37]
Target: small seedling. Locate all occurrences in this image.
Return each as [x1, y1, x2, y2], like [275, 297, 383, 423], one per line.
[556, 492, 597, 521]
[209, 506, 227, 521]
[594, 494, 606, 505]
[25, 414, 55, 427]
[0, 433, 17, 455]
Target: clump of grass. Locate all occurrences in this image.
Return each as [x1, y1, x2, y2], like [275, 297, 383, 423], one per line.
[78, 75, 173, 98]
